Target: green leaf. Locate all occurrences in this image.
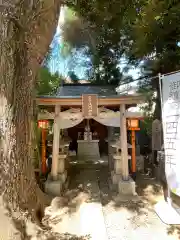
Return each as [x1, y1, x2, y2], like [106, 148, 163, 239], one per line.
[36, 67, 63, 96]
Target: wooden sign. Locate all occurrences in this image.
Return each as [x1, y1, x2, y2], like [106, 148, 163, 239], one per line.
[82, 94, 98, 118]
[152, 119, 162, 150]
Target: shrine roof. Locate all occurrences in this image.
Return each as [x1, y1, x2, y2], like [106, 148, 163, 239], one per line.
[56, 84, 117, 97]
[36, 83, 145, 107]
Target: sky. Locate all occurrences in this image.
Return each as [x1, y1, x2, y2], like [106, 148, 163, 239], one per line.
[48, 35, 92, 79]
[47, 6, 140, 81]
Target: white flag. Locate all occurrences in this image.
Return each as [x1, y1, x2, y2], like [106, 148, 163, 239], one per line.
[161, 71, 180, 196]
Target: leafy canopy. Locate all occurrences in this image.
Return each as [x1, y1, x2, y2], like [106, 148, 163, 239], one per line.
[36, 67, 62, 95]
[60, 1, 141, 85]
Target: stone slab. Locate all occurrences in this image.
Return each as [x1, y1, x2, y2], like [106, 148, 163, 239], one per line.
[77, 140, 100, 160]
[136, 155, 144, 172]
[113, 194, 140, 203]
[118, 176, 137, 196]
[69, 151, 76, 156]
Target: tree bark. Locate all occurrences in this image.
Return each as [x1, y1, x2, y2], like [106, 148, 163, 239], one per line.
[0, 1, 61, 238]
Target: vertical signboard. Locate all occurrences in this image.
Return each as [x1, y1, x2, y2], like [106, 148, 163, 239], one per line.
[82, 94, 98, 118]
[152, 119, 162, 151]
[161, 72, 180, 196]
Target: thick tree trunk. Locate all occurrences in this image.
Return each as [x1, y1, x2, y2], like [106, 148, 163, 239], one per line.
[0, 1, 61, 239]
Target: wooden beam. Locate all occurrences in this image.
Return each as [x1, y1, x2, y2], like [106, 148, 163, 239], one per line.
[36, 94, 145, 106]
[38, 112, 54, 120]
[131, 130, 136, 175]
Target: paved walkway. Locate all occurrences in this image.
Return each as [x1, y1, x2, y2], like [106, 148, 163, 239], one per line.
[44, 162, 180, 240]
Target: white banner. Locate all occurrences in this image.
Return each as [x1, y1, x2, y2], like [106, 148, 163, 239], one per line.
[50, 107, 143, 129]
[161, 72, 180, 196]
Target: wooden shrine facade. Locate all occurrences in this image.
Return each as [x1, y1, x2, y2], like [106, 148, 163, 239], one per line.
[36, 92, 144, 182]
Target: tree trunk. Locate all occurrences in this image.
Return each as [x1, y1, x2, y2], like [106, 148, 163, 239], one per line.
[0, 1, 61, 239]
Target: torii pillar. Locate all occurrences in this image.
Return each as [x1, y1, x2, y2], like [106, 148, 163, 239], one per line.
[51, 105, 61, 179]
[120, 104, 129, 180]
[45, 105, 66, 196]
[118, 104, 136, 196]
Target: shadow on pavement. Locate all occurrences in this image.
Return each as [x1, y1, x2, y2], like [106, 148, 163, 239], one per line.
[44, 160, 178, 239]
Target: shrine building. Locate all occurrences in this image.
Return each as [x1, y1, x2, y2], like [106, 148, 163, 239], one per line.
[36, 82, 145, 196]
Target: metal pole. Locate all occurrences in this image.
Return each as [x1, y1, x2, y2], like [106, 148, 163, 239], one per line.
[131, 130, 136, 180]
[41, 128, 47, 174]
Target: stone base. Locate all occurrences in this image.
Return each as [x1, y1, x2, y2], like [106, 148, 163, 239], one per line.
[77, 140, 100, 160]
[49, 171, 67, 182]
[154, 165, 162, 181]
[111, 171, 121, 185]
[45, 171, 68, 196]
[45, 179, 63, 196]
[136, 155, 144, 172]
[118, 176, 137, 196]
[57, 171, 67, 183]
[113, 194, 140, 203]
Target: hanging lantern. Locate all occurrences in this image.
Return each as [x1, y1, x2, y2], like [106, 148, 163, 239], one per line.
[127, 119, 140, 179]
[127, 119, 139, 130]
[38, 120, 49, 129]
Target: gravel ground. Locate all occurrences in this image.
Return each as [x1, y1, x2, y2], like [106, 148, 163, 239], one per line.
[98, 165, 180, 240]
[45, 162, 180, 240]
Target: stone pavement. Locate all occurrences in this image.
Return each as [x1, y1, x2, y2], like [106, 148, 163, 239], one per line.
[44, 162, 180, 240]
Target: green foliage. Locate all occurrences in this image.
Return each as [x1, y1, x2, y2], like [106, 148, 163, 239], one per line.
[129, 0, 180, 74]
[61, 6, 93, 48]
[141, 116, 154, 137]
[61, 7, 88, 57]
[61, 1, 140, 85]
[61, 17, 95, 52]
[136, 73, 158, 135]
[36, 67, 62, 95]
[65, 6, 77, 21]
[60, 0, 180, 98]
[122, 0, 180, 121]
